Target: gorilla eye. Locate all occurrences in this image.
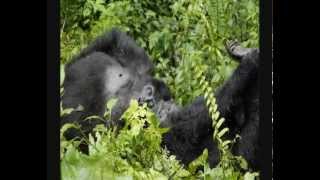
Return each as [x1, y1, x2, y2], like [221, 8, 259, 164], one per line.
[119, 74, 122, 77]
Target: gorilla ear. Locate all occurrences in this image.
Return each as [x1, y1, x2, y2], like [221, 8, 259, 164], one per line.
[142, 85, 155, 98]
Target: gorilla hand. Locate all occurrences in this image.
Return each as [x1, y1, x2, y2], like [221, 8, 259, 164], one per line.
[225, 40, 259, 68]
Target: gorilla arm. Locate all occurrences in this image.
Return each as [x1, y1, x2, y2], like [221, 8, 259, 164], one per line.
[216, 41, 259, 118]
[159, 43, 259, 167]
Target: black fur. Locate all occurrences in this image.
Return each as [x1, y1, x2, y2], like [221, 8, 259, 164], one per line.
[61, 29, 260, 170]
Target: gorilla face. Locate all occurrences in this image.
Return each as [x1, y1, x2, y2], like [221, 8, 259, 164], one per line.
[136, 79, 179, 127]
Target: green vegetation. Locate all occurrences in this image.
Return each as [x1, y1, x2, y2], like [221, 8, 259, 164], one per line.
[60, 0, 259, 179]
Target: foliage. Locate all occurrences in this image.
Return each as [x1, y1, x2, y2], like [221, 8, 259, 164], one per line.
[61, 100, 191, 179]
[60, 0, 259, 179]
[60, 99, 259, 179]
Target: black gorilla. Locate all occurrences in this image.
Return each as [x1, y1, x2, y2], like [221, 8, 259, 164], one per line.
[61, 29, 260, 170]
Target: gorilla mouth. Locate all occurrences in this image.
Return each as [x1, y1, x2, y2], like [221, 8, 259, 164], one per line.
[138, 97, 155, 108]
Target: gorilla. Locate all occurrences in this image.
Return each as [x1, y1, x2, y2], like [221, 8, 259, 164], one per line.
[61, 29, 260, 170]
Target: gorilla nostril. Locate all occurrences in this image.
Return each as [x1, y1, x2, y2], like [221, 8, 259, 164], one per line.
[119, 74, 122, 77]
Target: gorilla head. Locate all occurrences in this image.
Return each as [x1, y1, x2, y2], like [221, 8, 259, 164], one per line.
[61, 29, 176, 139]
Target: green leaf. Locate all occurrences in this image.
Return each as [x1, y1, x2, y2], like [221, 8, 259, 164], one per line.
[188, 149, 208, 174]
[244, 172, 259, 180]
[206, 167, 224, 179]
[217, 128, 229, 138]
[240, 158, 248, 170]
[145, 10, 156, 18]
[215, 117, 225, 130]
[75, 104, 84, 111]
[195, 70, 203, 79]
[84, 115, 105, 122]
[157, 127, 170, 134]
[206, 99, 211, 107]
[222, 140, 232, 148]
[216, 49, 223, 59]
[60, 123, 79, 139]
[212, 111, 220, 121]
[212, 104, 218, 113]
[209, 106, 213, 114]
[61, 107, 74, 117]
[60, 64, 65, 86]
[106, 98, 118, 111]
[204, 91, 209, 99]
[83, 8, 91, 17]
[210, 97, 216, 106]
